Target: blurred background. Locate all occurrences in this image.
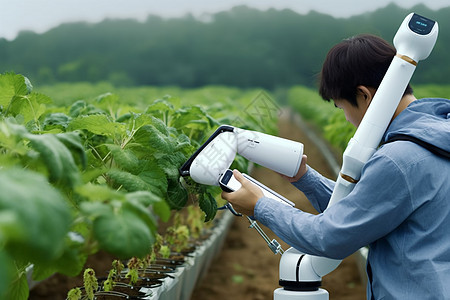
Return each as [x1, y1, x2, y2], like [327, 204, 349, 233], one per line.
[1, 0, 449, 89]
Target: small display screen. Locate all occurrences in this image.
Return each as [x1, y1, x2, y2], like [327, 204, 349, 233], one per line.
[221, 170, 232, 184]
[408, 13, 435, 35]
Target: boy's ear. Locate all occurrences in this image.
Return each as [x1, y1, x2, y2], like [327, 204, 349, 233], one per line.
[357, 85, 374, 105]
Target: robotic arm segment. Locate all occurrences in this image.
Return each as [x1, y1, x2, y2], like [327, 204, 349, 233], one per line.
[394, 13, 438, 62]
[234, 127, 304, 177]
[327, 12, 438, 208]
[179, 125, 236, 186]
[278, 248, 341, 291]
[179, 125, 304, 186]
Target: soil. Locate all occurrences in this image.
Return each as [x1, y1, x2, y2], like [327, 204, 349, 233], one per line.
[29, 110, 366, 300]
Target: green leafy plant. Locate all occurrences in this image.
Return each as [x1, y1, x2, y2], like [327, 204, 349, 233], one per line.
[151, 234, 171, 259]
[166, 224, 190, 253]
[0, 73, 279, 297]
[102, 259, 124, 292]
[102, 269, 116, 292]
[159, 245, 172, 259]
[187, 205, 205, 239]
[125, 257, 142, 285]
[83, 268, 99, 300]
[324, 110, 356, 151]
[66, 287, 82, 300]
[288, 85, 355, 152]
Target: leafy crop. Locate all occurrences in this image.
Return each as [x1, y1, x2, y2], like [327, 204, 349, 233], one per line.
[287, 85, 355, 152]
[0, 73, 276, 298]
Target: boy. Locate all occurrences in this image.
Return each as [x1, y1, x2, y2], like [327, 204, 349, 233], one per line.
[222, 34, 450, 299]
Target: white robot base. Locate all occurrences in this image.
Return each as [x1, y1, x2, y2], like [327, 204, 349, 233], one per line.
[274, 288, 329, 300]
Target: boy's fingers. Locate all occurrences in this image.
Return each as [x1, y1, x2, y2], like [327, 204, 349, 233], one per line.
[232, 169, 246, 183]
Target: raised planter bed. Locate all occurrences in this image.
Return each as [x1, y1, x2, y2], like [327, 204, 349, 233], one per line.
[41, 210, 234, 300]
[145, 212, 233, 300]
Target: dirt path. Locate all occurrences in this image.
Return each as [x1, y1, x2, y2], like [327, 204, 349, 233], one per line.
[190, 111, 366, 300]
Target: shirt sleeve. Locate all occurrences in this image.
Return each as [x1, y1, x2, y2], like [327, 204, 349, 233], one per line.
[254, 154, 413, 259]
[291, 166, 335, 212]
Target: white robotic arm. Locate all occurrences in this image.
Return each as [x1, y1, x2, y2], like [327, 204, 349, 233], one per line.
[328, 13, 438, 207]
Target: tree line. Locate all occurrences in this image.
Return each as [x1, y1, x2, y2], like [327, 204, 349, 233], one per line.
[1, 3, 449, 89]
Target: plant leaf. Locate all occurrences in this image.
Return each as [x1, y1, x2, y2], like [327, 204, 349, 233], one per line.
[56, 131, 87, 169]
[106, 144, 139, 173]
[69, 100, 104, 117]
[133, 124, 173, 153]
[153, 200, 171, 222]
[76, 183, 124, 203]
[32, 234, 88, 280]
[0, 168, 71, 263]
[43, 112, 72, 131]
[145, 98, 175, 121]
[8, 93, 49, 124]
[199, 192, 218, 222]
[172, 106, 209, 128]
[0, 250, 14, 299]
[26, 132, 81, 187]
[68, 114, 126, 138]
[4, 270, 29, 300]
[137, 161, 168, 196]
[125, 191, 162, 207]
[107, 169, 152, 192]
[0, 73, 29, 108]
[166, 178, 188, 210]
[123, 200, 157, 234]
[93, 206, 154, 259]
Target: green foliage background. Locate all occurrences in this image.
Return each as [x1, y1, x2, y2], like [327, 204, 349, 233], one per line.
[2, 4, 450, 88]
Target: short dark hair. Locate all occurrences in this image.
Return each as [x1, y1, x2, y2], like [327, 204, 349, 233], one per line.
[319, 34, 413, 106]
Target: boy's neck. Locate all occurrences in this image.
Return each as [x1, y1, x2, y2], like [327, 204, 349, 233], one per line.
[392, 94, 417, 120]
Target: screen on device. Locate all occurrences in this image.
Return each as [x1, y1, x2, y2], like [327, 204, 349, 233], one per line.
[408, 13, 435, 35]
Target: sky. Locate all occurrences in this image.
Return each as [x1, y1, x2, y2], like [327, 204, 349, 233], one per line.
[1, 0, 449, 40]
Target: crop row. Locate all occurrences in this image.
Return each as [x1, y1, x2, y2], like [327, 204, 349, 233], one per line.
[0, 73, 279, 299]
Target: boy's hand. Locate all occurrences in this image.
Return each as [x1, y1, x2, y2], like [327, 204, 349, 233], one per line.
[279, 155, 308, 182]
[221, 170, 263, 216]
